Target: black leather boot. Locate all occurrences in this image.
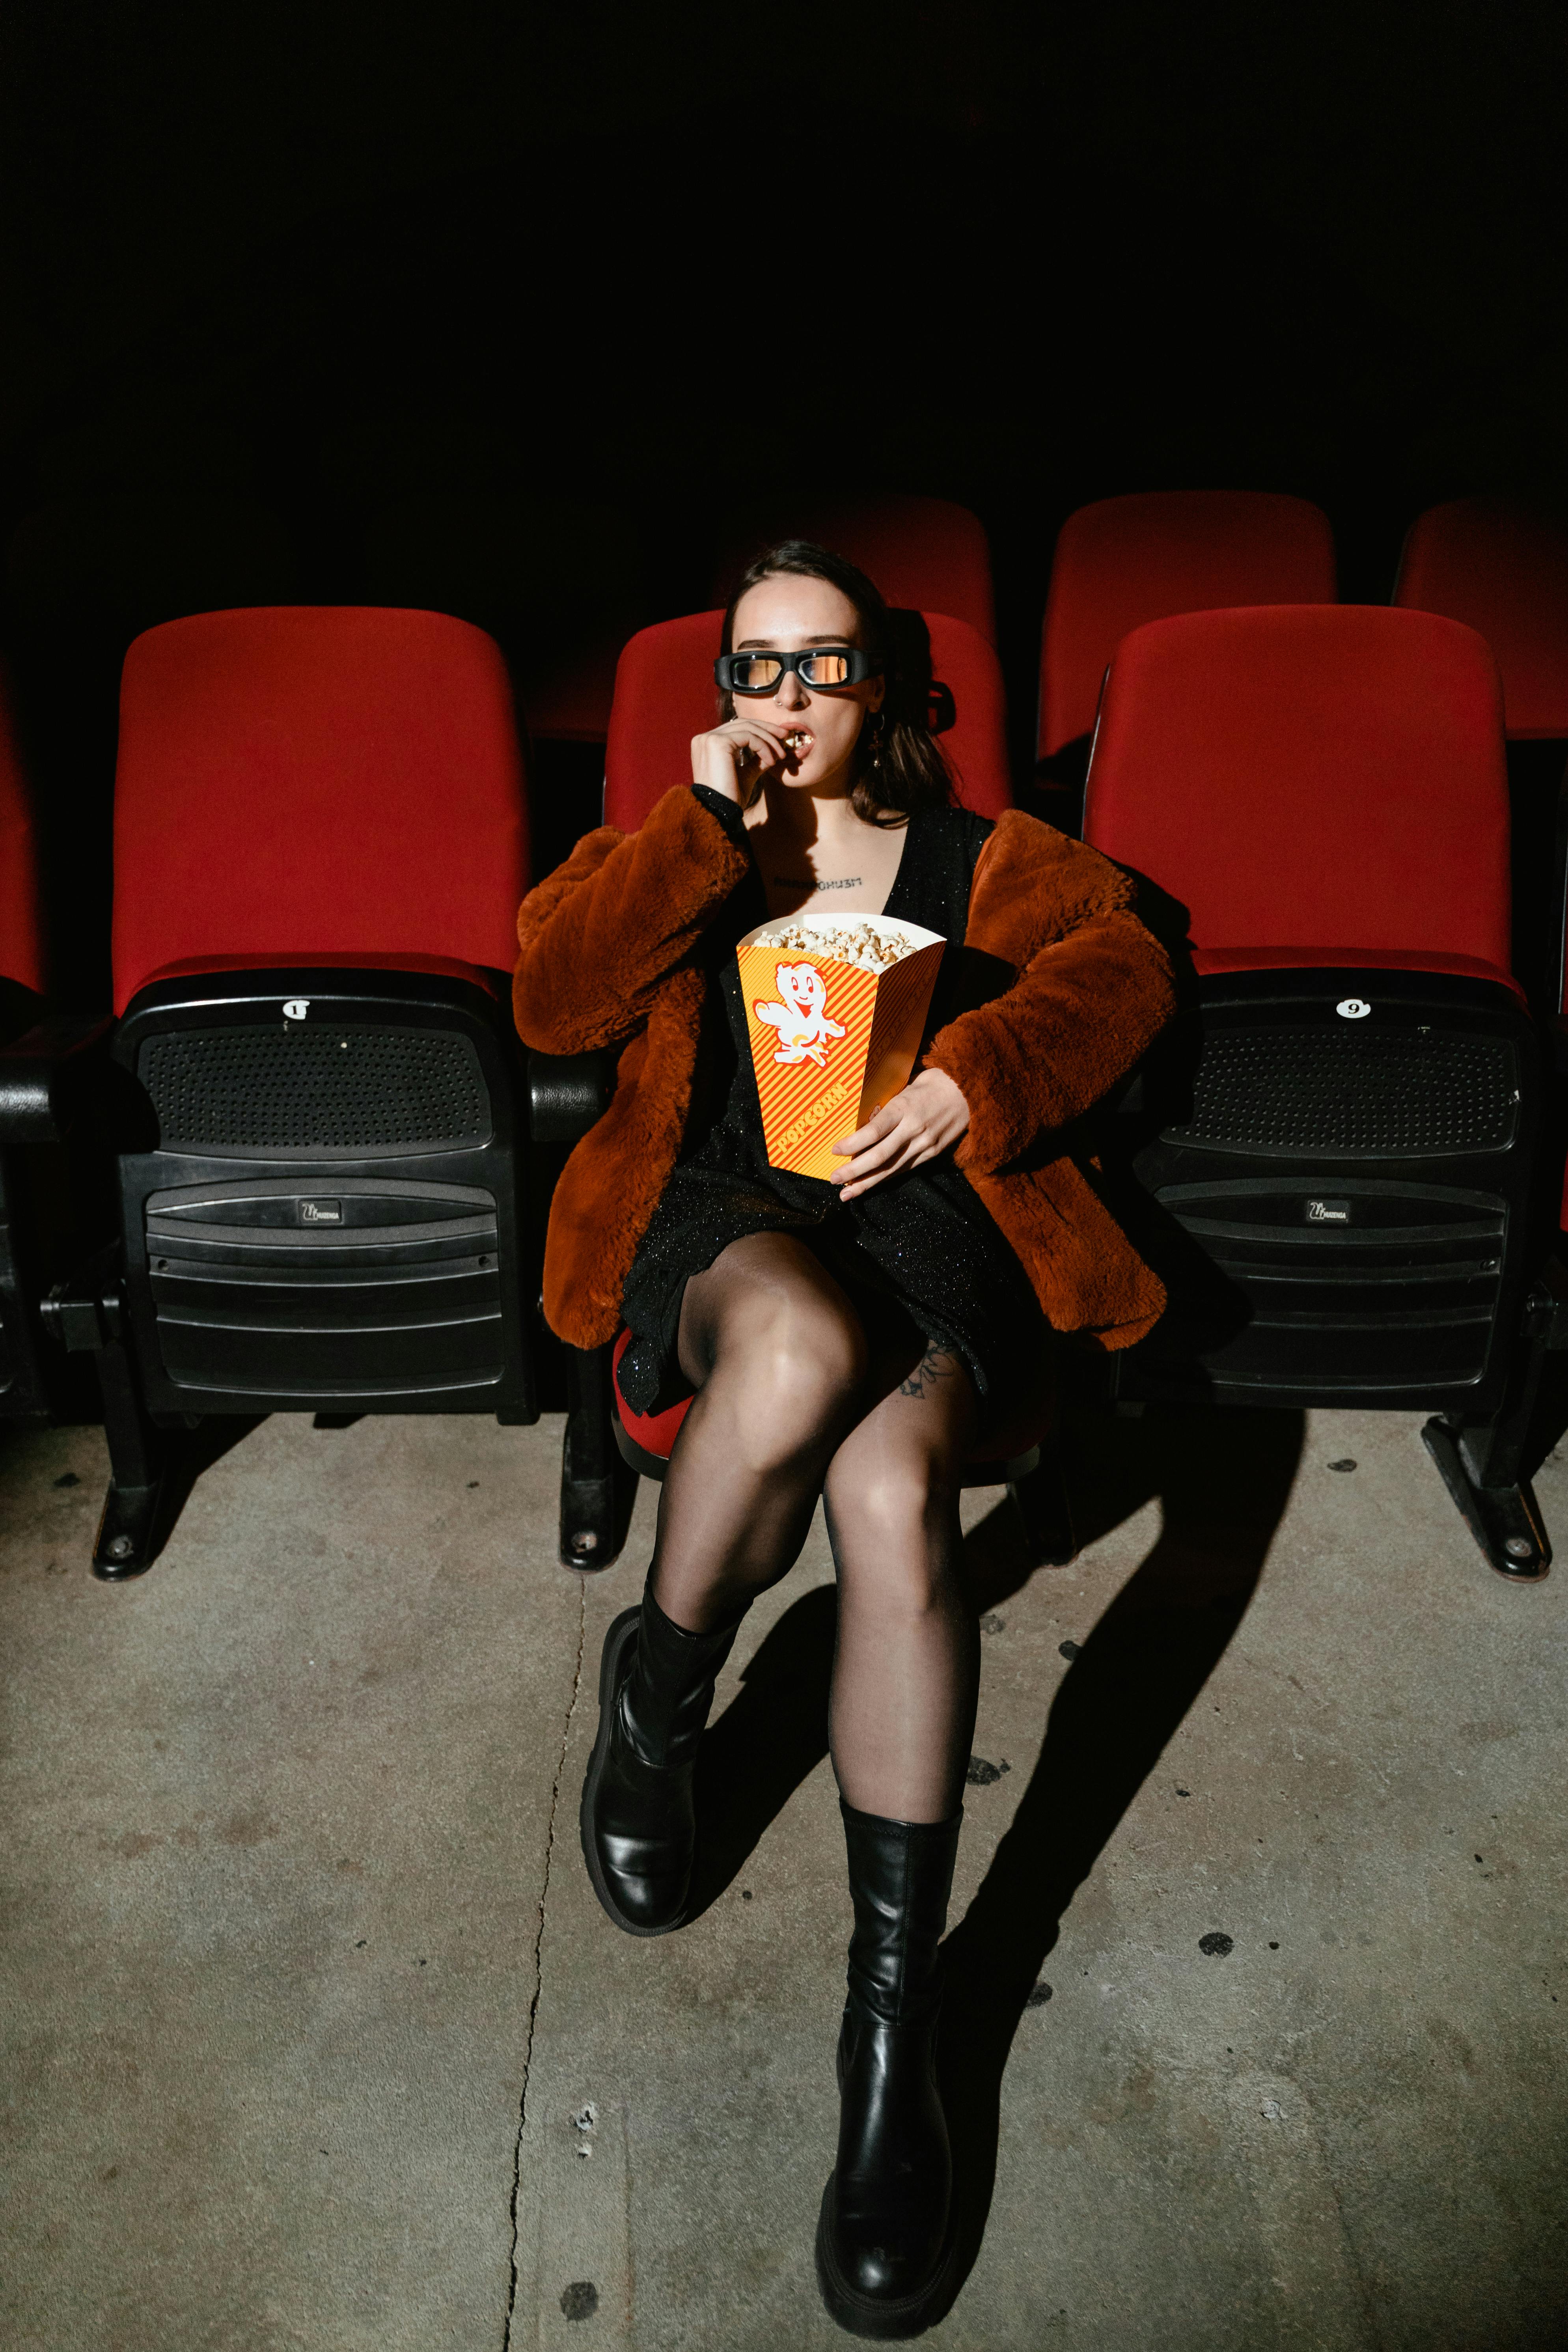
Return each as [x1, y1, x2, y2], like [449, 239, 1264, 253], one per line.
[579, 1588, 738, 1936]
[815, 1802, 963, 2339]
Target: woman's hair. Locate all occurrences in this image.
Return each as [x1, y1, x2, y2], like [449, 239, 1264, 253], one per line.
[718, 539, 954, 824]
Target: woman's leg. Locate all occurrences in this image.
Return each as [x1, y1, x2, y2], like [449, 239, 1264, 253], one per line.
[650, 1231, 871, 1632]
[821, 1340, 981, 1822]
[581, 1234, 869, 1937]
[814, 1340, 980, 2331]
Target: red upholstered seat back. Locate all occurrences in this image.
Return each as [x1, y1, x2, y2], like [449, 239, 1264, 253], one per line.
[1083, 605, 1512, 982]
[709, 495, 996, 644]
[1394, 498, 1568, 741]
[603, 609, 1012, 834]
[0, 660, 46, 1000]
[1038, 491, 1337, 759]
[112, 608, 530, 1015]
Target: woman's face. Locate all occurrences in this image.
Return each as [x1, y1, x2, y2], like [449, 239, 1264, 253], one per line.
[728, 573, 885, 791]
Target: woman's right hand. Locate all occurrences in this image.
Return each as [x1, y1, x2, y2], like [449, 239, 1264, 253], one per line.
[692, 716, 791, 804]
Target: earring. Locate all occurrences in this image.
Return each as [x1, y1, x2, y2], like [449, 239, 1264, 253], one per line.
[867, 711, 885, 770]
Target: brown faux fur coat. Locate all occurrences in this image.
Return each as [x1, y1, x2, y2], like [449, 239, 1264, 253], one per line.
[514, 786, 1175, 1352]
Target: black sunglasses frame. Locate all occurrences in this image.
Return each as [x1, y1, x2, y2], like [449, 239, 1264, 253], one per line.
[714, 646, 884, 695]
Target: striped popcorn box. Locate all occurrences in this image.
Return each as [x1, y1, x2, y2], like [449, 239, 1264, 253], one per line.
[735, 915, 946, 1179]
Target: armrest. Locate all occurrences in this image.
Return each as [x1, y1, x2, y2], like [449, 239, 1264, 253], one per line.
[0, 1015, 114, 1143]
[529, 1048, 619, 1143]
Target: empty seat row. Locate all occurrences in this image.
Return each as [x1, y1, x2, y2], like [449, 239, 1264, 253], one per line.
[11, 487, 1568, 1029]
[15, 483, 1568, 764]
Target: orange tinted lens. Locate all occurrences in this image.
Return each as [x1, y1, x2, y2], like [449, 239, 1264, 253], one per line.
[732, 656, 783, 690]
[800, 651, 851, 685]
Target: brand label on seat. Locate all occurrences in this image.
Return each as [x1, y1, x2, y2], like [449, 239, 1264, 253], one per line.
[1305, 1197, 1351, 1223]
[298, 1199, 343, 1225]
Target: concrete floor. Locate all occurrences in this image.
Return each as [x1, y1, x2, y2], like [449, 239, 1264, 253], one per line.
[1, 1400, 1564, 2350]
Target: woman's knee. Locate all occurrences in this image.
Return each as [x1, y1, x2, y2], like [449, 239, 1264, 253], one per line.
[712, 1289, 867, 1466]
[825, 1441, 963, 1599]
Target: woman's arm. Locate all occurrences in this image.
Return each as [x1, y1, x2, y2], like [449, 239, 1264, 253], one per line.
[513, 786, 751, 1056]
[923, 822, 1176, 1175]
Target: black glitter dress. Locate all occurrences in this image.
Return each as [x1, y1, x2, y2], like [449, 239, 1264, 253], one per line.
[616, 787, 1050, 1416]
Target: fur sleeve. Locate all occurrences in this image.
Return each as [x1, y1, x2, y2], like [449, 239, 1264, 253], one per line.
[923, 811, 1175, 1173]
[513, 785, 751, 1055]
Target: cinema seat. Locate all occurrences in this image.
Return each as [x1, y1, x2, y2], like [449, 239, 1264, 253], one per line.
[48, 607, 537, 1575]
[710, 496, 997, 644]
[1083, 603, 1553, 1580]
[0, 664, 46, 1013]
[602, 608, 1014, 833]
[1038, 491, 1338, 800]
[0, 663, 116, 1421]
[1394, 499, 1568, 737]
[0, 666, 60, 1417]
[1395, 498, 1568, 1010]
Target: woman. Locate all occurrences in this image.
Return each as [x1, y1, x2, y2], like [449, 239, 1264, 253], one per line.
[513, 543, 1174, 2337]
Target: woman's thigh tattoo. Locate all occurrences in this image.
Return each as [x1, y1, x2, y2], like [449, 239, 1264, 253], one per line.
[899, 1345, 962, 1399]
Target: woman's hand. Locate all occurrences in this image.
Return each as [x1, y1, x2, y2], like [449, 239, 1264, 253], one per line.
[692, 717, 792, 804]
[829, 1067, 970, 1201]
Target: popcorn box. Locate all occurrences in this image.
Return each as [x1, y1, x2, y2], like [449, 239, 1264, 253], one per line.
[735, 915, 946, 1179]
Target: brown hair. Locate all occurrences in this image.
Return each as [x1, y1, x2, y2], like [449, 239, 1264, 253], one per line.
[718, 539, 954, 825]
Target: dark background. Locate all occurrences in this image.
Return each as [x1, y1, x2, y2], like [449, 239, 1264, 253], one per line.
[3, 0, 1566, 996]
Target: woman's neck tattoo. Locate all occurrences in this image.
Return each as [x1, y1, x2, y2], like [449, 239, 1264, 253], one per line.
[772, 874, 864, 892]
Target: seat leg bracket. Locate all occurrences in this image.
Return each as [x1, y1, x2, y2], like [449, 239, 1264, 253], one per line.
[1421, 1281, 1563, 1582]
[43, 1245, 172, 1578]
[559, 1341, 638, 1570]
[1421, 1416, 1550, 1582]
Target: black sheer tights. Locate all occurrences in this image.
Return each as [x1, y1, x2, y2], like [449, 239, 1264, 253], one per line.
[647, 1233, 980, 1823]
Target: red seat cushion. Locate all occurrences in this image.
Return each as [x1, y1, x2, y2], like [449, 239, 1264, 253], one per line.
[0, 658, 46, 1000]
[1084, 605, 1512, 987]
[610, 1330, 1052, 1469]
[603, 609, 1012, 834]
[1395, 498, 1568, 741]
[612, 1330, 696, 1460]
[112, 607, 530, 1015]
[1038, 491, 1337, 759]
[709, 495, 996, 645]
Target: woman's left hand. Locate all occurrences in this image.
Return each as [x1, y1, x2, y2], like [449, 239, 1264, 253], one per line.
[829, 1067, 970, 1201]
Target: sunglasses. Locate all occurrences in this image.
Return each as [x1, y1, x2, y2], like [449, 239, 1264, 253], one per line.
[714, 646, 882, 695]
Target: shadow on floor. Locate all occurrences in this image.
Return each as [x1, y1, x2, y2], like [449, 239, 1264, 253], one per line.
[129, 1415, 268, 1574]
[936, 1401, 1305, 2310]
[687, 1584, 840, 1918]
[0, 1411, 267, 1576]
[687, 1400, 1305, 2313]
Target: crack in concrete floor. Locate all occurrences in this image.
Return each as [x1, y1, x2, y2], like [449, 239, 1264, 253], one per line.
[505, 1578, 588, 2351]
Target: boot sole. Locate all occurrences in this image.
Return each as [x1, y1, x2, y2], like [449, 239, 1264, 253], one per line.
[814, 2178, 960, 2341]
[579, 1606, 692, 1939]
